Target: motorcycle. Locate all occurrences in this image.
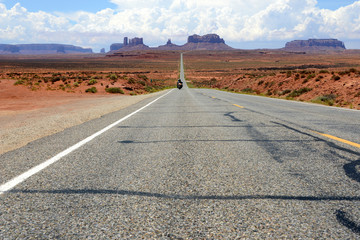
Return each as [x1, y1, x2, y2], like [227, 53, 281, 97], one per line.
[177, 81, 183, 90]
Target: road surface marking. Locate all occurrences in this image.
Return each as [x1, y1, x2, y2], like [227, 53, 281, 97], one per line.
[0, 90, 174, 196]
[312, 131, 360, 148]
[233, 104, 245, 109]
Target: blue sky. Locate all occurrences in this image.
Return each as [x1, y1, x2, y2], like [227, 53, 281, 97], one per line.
[317, 0, 358, 9]
[0, 0, 356, 12]
[1, 0, 116, 12]
[1, 0, 360, 51]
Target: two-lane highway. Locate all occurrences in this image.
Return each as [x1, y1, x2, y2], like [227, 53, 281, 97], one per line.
[1, 54, 360, 238]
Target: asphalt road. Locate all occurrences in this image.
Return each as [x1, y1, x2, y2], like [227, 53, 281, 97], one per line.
[1, 55, 360, 238]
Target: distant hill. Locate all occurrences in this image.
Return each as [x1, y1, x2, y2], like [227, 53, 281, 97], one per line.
[0, 44, 93, 54]
[284, 39, 346, 52]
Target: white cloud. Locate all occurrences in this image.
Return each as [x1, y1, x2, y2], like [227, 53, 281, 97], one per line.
[1, 1, 360, 50]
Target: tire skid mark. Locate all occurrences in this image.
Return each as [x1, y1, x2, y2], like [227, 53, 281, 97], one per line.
[336, 210, 360, 234]
[343, 159, 360, 183]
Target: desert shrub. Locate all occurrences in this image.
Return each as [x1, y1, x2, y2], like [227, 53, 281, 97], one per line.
[279, 89, 292, 95]
[313, 94, 337, 106]
[73, 82, 79, 87]
[128, 78, 136, 84]
[315, 77, 322, 82]
[331, 75, 341, 81]
[349, 68, 357, 73]
[338, 71, 350, 76]
[88, 79, 97, 85]
[258, 80, 264, 85]
[241, 88, 254, 93]
[105, 87, 124, 94]
[355, 91, 360, 97]
[307, 73, 316, 80]
[14, 80, 25, 85]
[137, 80, 146, 86]
[144, 86, 154, 92]
[85, 87, 97, 93]
[109, 74, 118, 80]
[138, 74, 148, 81]
[319, 70, 329, 74]
[287, 88, 312, 98]
[286, 71, 292, 78]
[51, 77, 61, 83]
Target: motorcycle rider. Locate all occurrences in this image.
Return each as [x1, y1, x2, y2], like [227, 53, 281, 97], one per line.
[177, 79, 183, 89]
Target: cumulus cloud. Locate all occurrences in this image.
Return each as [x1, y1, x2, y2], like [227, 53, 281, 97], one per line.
[1, 0, 360, 50]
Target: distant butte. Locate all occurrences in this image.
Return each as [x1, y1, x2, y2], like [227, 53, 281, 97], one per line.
[284, 39, 346, 52]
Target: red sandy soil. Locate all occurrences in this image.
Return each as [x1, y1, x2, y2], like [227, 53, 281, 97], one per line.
[0, 79, 103, 112]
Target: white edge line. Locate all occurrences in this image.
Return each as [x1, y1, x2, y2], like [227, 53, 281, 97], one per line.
[0, 89, 174, 195]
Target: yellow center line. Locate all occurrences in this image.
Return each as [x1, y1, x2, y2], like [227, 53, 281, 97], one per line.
[233, 104, 245, 109]
[312, 131, 360, 148]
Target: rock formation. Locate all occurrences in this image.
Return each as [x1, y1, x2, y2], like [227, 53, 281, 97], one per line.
[188, 34, 225, 44]
[284, 39, 346, 51]
[110, 43, 124, 51]
[128, 37, 144, 46]
[109, 34, 232, 53]
[0, 44, 93, 54]
[110, 37, 150, 52]
[157, 39, 182, 50]
[181, 34, 233, 50]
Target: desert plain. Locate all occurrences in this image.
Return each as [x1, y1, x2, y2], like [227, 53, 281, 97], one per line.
[1, 50, 360, 154]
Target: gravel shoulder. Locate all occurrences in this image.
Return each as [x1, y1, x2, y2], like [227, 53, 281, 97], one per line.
[0, 92, 164, 154]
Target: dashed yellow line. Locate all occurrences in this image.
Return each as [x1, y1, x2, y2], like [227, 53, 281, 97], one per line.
[233, 104, 245, 109]
[312, 131, 360, 148]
